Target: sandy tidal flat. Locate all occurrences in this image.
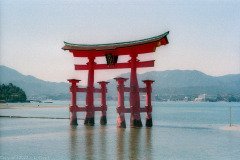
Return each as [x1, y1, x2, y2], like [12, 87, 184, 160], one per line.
[222, 126, 240, 130]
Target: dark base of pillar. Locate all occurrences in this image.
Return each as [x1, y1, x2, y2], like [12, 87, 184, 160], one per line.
[84, 117, 95, 126]
[100, 116, 107, 125]
[130, 119, 142, 127]
[117, 120, 126, 128]
[70, 118, 78, 125]
[146, 118, 152, 127]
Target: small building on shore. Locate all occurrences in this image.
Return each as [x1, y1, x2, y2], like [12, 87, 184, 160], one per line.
[194, 94, 206, 102]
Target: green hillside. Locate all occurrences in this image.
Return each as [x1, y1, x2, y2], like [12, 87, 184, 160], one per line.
[0, 83, 27, 102]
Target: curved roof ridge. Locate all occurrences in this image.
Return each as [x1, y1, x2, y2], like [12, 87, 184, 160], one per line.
[64, 31, 169, 47]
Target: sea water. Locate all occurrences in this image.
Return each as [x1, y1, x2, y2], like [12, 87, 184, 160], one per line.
[0, 101, 240, 160]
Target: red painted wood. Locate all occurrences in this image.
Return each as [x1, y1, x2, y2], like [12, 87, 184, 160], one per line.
[94, 63, 130, 69]
[140, 108, 146, 112]
[94, 88, 101, 93]
[139, 88, 147, 92]
[76, 87, 87, 92]
[124, 87, 131, 92]
[143, 80, 154, 126]
[137, 60, 154, 68]
[115, 78, 128, 128]
[69, 38, 168, 57]
[84, 56, 95, 125]
[122, 107, 146, 113]
[74, 65, 89, 70]
[70, 106, 86, 112]
[69, 106, 109, 112]
[68, 79, 80, 125]
[93, 107, 102, 111]
[75, 60, 154, 70]
[98, 81, 109, 124]
[129, 54, 142, 127]
[124, 108, 131, 113]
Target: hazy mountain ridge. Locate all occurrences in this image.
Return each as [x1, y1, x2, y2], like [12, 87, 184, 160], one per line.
[0, 65, 70, 99]
[0, 65, 239, 99]
[106, 70, 240, 96]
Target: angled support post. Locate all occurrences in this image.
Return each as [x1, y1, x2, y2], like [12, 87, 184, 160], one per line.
[114, 77, 128, 128]
[143, 80, 154, 127]
[98, 81, 109, 125]
[68, 79, 81, 125]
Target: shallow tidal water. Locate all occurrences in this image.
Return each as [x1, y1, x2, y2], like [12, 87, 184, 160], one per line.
[0, 101, 240, 160]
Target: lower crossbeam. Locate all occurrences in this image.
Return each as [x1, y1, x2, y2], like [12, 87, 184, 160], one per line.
[70, 106, 107, 112]
[117, 107, 147, 113]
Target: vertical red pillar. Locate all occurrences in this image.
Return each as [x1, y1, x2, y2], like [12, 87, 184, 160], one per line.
[143, 80, 154, 127]
[84, 56, 95, 126]
[68, 79, 80, 125]
[114, 77, 128, 128]
[129, 54, 142, 127]
[98, 81, 109, 125]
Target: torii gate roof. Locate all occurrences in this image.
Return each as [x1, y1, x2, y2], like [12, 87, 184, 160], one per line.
[62, 31, 169, 57]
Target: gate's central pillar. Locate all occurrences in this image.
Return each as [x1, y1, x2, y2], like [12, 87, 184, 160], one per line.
[130, 54, 142, 127]
[84, 56, 95, 126]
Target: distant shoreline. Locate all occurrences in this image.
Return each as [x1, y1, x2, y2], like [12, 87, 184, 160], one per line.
[1, 101, 239, 109]
[0, 105, 64, 109]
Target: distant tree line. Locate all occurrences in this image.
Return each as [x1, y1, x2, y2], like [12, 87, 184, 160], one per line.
[154, 94, 240, 102]
[0, 83, 27, 102]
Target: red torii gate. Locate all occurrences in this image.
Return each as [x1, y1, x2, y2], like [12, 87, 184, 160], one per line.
[62, 31, 169, 127]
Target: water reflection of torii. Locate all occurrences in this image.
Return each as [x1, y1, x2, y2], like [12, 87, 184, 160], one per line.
[62, 31, 169, 127]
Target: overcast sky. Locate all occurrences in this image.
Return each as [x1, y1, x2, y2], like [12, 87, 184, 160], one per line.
[1, 0, 239, 85]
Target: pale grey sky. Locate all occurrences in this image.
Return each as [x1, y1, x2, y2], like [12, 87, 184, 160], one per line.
[0, 0, 239, 85]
